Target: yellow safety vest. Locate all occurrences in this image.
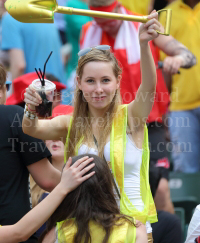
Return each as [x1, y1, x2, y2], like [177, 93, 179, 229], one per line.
[57, 218, 136, 243]
[64, 105, 157, 224]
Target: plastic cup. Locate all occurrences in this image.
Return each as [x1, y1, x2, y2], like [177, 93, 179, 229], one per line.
[31, 79, 56, 119]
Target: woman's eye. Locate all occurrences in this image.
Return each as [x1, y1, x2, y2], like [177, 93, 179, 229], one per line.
[86, 79, 94, 83]
[103, 79, 110, 83]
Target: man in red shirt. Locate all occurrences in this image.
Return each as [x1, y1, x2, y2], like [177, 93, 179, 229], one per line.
[80, 0, 196, 214]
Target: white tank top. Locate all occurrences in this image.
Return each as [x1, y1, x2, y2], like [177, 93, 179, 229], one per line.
[78, 134, 152, 233]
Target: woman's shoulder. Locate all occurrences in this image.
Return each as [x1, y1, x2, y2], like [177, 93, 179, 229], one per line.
[119, 104, 128, 110]
[56, 218, 135, 243]
[42, 227, 56, 243]
[111, 218, 136, 243]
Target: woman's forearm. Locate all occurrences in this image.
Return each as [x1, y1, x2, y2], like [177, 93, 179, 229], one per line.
[140, 42, 157, 92]
[22, 112, 57, 140]
[15, 184, 67, 241]
[0, 184, 68, 243]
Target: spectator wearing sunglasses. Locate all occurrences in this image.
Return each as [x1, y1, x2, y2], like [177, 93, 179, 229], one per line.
[80, 0, 196, 216]
[23, 10, 161, 243]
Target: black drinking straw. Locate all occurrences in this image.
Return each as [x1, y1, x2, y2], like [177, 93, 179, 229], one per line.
[39, 68, 44, 86]
[35, 51, 53, 87]
[42, 51, 53, 86]
[35, 68, 42, 82]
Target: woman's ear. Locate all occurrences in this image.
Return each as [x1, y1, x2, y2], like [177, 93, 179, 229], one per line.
[116, 75, 121, 89]
[77, 76, 82, 90]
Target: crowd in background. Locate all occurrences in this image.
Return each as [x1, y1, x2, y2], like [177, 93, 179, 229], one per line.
[0, 0, 200, 242]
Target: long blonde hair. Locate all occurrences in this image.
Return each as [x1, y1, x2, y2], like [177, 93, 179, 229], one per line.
[0, 64, 7, 87]
[66, 48, 122, 159]
[30, 175, 45, 208]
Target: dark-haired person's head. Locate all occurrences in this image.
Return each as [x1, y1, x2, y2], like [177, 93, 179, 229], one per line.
[40, 154, 133, 243]
[0, 64, 7, 104]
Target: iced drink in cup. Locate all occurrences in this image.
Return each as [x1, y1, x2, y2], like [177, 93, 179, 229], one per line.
[31, 79, 56, 119]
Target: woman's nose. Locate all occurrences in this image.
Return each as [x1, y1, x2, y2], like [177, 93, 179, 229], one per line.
[95, 83, 103, 93]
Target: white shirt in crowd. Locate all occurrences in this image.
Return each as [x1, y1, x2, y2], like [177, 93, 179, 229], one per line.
[185, 205, 200, 243]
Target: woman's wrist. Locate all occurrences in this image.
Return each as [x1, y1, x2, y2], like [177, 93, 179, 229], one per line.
[28, 104, 36, 113]
[56, 183, 70, 197]
[24, 104, 37, 120]
[139, 41, 149, 48]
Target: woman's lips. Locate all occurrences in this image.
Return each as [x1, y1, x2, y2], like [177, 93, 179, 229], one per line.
[92, 96, 106, 101]
[52, 145, 60, 150]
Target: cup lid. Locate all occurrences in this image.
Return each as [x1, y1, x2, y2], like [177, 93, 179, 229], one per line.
[32, 79, 56, 91]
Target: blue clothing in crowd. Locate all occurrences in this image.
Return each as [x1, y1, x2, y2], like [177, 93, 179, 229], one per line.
[1, 13, 65, 84]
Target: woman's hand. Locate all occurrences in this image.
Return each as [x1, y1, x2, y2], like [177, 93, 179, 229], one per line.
[139, 10, 160, 45]
[59, 156, 95, 194]
[24, 85, 42, 109]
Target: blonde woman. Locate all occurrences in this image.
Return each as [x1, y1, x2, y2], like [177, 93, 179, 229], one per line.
[23, 11, 160, 242]
[31, 140, 65, 207]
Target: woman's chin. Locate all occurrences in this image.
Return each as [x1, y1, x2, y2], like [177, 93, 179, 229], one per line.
[51, 151, 62, 158]
[90, 102, 109, 110]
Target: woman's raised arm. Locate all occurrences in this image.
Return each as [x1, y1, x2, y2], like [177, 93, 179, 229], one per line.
[128, 10, 159, 129]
